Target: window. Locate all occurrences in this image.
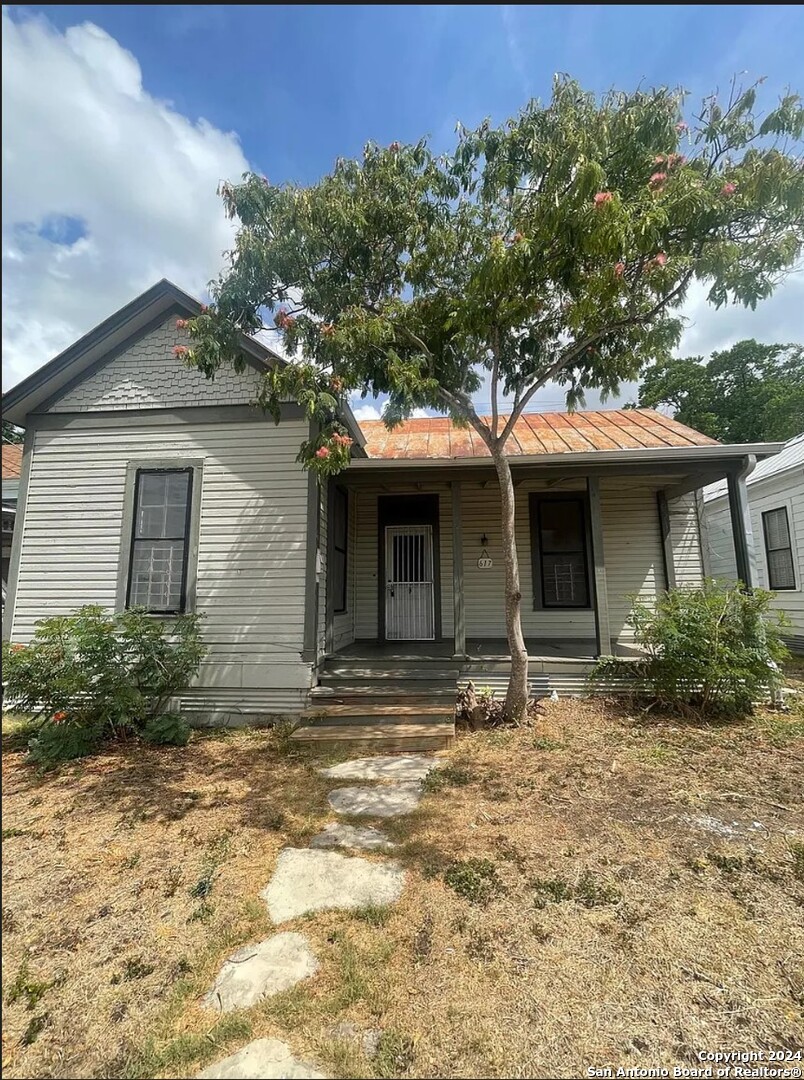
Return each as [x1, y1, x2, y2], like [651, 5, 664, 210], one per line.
[530, 494, 591, 608]
[762, 506, 796, 590]
[331, 485, 349, 613]
[126, 468, 193, 613]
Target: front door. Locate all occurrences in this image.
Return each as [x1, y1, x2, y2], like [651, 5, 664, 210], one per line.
[384, 525, 435, 640]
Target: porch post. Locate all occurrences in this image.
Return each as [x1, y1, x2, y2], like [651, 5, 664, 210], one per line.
[301, 427, 321, 664]
[727, 455, 757, 589]
[451, 480, 466, 659]
[587, 476, 612, 656]
[656, 491, 676, 590]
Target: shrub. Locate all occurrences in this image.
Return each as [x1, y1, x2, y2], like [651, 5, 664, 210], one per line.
[2, 606, 204, 765]
[592, 580, 788, 717]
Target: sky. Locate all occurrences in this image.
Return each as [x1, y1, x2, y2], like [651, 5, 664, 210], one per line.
[3, 3, 804, 419]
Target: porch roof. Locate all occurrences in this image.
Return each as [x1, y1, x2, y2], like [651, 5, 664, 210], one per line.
[358, 408, 716, 459]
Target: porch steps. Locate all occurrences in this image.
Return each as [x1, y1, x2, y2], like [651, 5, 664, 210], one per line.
[291, 706, 455, 752]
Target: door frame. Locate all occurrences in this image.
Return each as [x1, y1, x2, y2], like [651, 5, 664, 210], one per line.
[377, 494, 442, 643]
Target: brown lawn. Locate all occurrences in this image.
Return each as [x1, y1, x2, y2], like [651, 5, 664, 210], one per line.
[1, 689, 803, 1080]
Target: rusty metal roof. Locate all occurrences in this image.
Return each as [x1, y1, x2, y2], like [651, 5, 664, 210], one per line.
[358, 409, 719, 460]
[1, 443, 23, 479]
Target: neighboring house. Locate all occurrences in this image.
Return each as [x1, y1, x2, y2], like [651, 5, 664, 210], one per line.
[703, 433, 804, 653]
[2, 281, 784, 747]
[2, 442, 23, 596]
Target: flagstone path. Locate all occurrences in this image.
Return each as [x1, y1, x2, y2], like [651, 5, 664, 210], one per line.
[198, 752, 443, 1078]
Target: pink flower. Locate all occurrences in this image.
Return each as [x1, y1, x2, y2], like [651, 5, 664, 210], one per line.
[173, 345, 189, 357]
[649, 253, 668, 269]
[389, 141, 401, 153]
[593, 191, 613, 206]
[721, 182, 737, 196]
[332, 433, 353, 447]
[666, 153, 685, 168]
[614, 262, 625, 277]
[649, 172, 667, 188]
[676, 121, 688, 132]
[315, 446, 331, 459]
[275, 309, 295, 330]
[52, 711, 68, 724]
[200, 304, 209, 313]
[175, 318, 188, 330]
[653, 154, 666, 165]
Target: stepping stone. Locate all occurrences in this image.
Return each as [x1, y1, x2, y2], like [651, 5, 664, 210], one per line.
[261, 848, 405, 924]
[328, 782, 422, 818]
[197, 1037, 327, 1079]
[309, 822, 395, 852]
[203, 932, 318, 1012]
[319, 754, 442, 782]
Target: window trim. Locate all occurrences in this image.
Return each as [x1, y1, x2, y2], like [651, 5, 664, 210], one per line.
[331, 484, 349, 615]
[529, 492, 593, 610]
[125, 467, 194, 614]
[116, 459, 203, 616]
[761, 504, 797, 591]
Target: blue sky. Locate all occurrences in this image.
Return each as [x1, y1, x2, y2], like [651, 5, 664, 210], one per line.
[4, 4, 804, 413]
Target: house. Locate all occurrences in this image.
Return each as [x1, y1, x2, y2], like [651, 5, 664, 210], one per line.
[2, 442, 23, 601]
[2, 281, 784, 748]
[702, 432, 804, 654]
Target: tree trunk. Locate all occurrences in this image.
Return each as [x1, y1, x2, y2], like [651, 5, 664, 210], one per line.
[492, 449, 529, 720]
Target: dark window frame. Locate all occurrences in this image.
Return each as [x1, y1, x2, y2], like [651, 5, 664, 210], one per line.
[761, 505, 797, 591]
[125, 467, 194, 615]
[331, 484, 349, 614]
[529, 492, 593, 610]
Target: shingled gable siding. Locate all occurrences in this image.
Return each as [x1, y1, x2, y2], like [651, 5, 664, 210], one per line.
[48, 316, 263, 412]
[352, 475, 705, 647]
[10, 416, 313, 717]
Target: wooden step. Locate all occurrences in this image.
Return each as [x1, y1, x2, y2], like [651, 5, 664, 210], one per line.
[290, 722, 455, 752]
[311, 684, 457, 703]
[320, 666, 459, 682]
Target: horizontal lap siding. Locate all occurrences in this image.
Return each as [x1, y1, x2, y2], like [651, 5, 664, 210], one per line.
[705, 471, 804, 639]
[669, 493, 705, 587]
[12, 419, 313, 710]
[352, 476, 684, 647]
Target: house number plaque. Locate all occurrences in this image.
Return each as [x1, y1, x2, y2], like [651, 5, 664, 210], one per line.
[477, 555, 493, 569]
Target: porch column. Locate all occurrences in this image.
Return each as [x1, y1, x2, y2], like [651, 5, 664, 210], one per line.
[587, 476, 612, 656]
[451, 480, 466, 659]
[727, 455, 757, 589]
[656, 491, 676, 590]
[301, 470, 321, 665]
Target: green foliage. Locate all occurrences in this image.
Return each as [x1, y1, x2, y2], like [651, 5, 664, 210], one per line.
[638, 340, 804, 442]
[183, 75, 803, 476]
[443, 858, 504, 903]
[592, 580, 788, 716]
[2, 420, 24, 443]
[2, 606, 205, 765]
[142, 713, 192, 747]
[532, 870, 621, 909]
[420, 764, 473, 792]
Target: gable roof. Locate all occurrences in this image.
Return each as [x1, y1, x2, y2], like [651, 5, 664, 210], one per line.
[703, 431, 804, 502]
[1, 279, 285, 427]
[1, 443, 23, 479]
[359, 409, 719, 460]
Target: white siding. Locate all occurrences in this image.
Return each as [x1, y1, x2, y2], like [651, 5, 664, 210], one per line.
[669, 492, 705, 587]
[704, 468, 804, 642]
[10, 418, 313, 716]
[49, 316, 263, 412]
[351, 475, 703, 647]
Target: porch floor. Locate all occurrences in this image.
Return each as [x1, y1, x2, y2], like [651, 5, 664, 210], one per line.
[331, 638, 642, 660]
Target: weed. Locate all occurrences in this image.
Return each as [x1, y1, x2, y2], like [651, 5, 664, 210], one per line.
[532, 870, 621, 909]
[188, 901, 215, 923]
[352, 904, 390, 927]
[120, 850, 141, 870]
[413, 915, 434, 959]
[2, 907, 14, 933]
[421, 764, 473, 793]
[5, 959, 58, 1010]
[532, 736, 564, 751]
[21, 1013, 48, 1046]
[163, 866, 183, 897]
[111, 957, 155, 984]
[443, 858, 504, 904]
[707, 851, 745, 874]
[189, 874, 214, 899]
[2, 826, 27, 839]
[374, 1030, 415, 1078]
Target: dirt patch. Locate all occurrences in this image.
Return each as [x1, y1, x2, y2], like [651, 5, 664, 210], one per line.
[2, 693, 803, 1079]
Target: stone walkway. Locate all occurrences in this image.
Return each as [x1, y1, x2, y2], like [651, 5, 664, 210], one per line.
[198, 752, 442, 1078]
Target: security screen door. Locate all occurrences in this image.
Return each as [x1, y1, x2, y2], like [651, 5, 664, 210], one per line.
[384, 524, 435, 640]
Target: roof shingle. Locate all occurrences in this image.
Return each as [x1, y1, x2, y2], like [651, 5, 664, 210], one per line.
[358, 409, 718, 460]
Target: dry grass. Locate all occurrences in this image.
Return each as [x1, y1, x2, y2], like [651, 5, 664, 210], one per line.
[2, 687, 803, 1079]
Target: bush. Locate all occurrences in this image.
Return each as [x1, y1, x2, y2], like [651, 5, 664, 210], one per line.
[592, 580, 788, 717]
[2, 606, 204, 765]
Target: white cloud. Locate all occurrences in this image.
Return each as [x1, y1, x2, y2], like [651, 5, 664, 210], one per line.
[2, 10, 250, 388]
[351, 403, 384, 422]
[678, 273, 804, 358]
